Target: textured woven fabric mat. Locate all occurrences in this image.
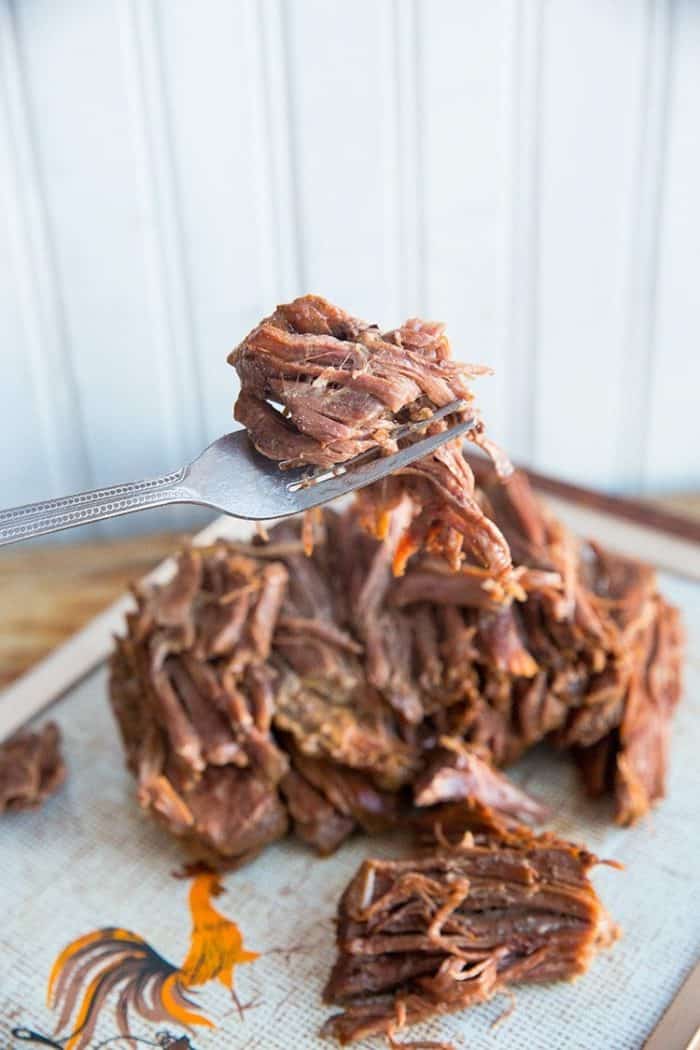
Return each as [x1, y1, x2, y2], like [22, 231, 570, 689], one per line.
[1, 571, 699, 1050]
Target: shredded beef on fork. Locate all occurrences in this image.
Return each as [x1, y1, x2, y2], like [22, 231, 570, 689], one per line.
[229, 295, 517, 590]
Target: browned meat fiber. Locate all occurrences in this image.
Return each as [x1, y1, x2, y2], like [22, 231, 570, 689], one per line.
[0, 722, 65, 813]
[322, 829, 619, 1044]
[229, 294, 518, 592]
[109, 465, 683, 865]
[110, 550, 290, 866]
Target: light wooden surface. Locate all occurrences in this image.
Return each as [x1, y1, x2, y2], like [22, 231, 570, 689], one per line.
[0, 494, 698, 692]
[0, 531, 187, 690]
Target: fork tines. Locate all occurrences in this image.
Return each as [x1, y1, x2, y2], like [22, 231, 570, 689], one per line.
[287, 398, 471, 492]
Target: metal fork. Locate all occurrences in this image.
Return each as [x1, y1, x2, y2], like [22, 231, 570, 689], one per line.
[0, 401, 475, 547]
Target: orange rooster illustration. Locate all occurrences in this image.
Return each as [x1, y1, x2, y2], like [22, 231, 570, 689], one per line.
[45, 872, 258, 1049]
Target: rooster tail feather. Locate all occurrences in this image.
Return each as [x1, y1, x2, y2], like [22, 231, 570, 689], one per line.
[134, 969, 172, 1023]
[161, 972, 215, 1029]
[52, 937, 145, 1035]
[65, 958, 143, 1050]
[48, 927, 144, 1006]
[48, 926, 183, 1048]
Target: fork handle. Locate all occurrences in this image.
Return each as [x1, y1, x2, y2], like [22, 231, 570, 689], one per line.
[0, 468, 196, 546]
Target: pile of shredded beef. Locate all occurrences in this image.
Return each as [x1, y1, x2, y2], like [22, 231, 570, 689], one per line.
[108, 294, 683, 1041]
[110, 296, 683, 863]
[110, 469, 683, 864]
[322, 822, 619, 1044]
[0, 722, 65, 813]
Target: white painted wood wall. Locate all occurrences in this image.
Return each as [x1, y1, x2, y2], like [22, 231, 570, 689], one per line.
[1, 0, 698, 538]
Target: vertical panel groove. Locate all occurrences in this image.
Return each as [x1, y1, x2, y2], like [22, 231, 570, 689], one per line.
[256, 0, 302, 301]
[278, 0, 307, 293]
[117, 0, 205, 465]
[394, 0, 424, 318]
[379, 0, 401, 323]
[645, 0, 699, 491]
[237, 0, 278, 310]
[618, 0, 674, 492]
[1, 0, 91, 494]
[281, 2, 403, 320]
[418, 1, 512, 439]
[505, 0, 542, 463]
[413, 0, 426, 316]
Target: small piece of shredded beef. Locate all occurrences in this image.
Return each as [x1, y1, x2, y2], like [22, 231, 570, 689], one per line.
[0, 722, 65, 813]
[322, 829, 619, 1044]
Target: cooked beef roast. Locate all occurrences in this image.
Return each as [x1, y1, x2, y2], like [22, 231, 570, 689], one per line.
[109, 295, 683, 863]
[322, 830, 619, 1044]
[0, 722, 65, 813]
[105, 296, 682, 1043]
[110, 468, 682, 863]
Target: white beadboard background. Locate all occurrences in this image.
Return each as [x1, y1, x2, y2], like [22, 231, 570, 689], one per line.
[1, 0, 698, 539]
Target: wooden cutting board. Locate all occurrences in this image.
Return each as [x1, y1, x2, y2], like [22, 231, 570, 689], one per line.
[0, 530, 185, 690]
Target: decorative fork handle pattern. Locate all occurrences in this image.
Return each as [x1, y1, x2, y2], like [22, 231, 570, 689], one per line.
[0, 469, 195, 546]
